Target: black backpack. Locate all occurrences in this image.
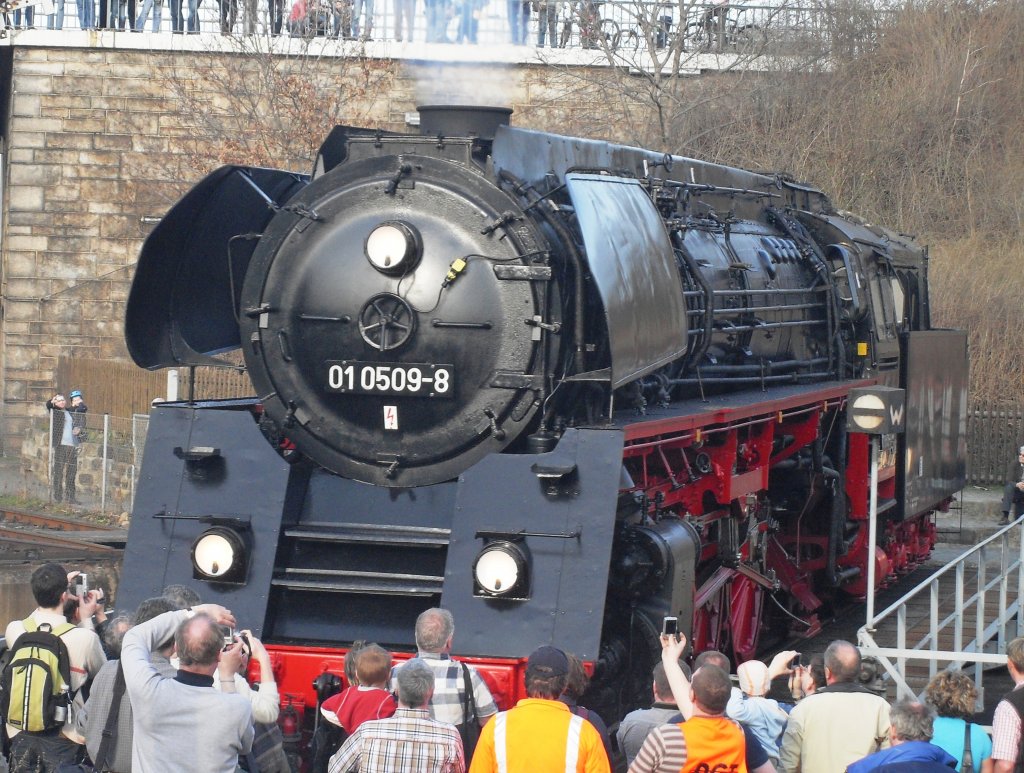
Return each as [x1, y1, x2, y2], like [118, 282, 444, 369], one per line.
[0, 618, 75, 734]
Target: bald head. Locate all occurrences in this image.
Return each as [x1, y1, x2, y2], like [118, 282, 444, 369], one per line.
[824, 640, 861, 684]
[694, 650, 730, 673]
[174, 613, 223, 671]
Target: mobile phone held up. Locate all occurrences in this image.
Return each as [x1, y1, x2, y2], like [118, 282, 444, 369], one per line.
[662, 616, 679, 641]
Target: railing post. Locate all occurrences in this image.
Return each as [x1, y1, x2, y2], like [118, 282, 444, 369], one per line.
[929, 578, 939, 682]
[1019, 524, 1024, 638]
[977, 544, 987, 673]
[999, 531, 1010, 650]
[897, 604, 907, 699]
[955, 562, 964, 653]
[866, 436, 879, 628]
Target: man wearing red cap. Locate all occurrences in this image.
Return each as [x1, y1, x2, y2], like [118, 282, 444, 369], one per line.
[469, 646, 609, 773]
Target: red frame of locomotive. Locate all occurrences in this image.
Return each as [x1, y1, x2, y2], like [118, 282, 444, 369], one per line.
[257, 379, 937, 723]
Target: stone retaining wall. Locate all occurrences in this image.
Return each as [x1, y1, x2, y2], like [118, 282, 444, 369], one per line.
[0, 40, 631, 457]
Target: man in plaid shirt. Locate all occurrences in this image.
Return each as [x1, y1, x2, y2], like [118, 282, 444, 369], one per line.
[992, 637, 1024, 772]
[400, 608, 498, 730]
[329, 659, 465, 773]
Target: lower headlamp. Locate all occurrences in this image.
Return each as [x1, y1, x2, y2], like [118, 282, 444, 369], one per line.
[191, 526, 249, 585]
[473, 540, 530, 600]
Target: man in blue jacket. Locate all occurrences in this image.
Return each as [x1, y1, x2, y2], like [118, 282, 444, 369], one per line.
[847, 699, 956, 773]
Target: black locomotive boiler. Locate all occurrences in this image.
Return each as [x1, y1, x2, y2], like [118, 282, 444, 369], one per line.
[119, 105, 968, 726]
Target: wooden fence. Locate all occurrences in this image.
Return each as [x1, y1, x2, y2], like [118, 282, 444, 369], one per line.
[967, 407, 1024, 487]
[52, 356, 1022, 489]
[57, 356, 253, 419]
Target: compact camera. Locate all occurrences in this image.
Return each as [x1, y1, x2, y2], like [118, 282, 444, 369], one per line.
[69, 573, 88, 597]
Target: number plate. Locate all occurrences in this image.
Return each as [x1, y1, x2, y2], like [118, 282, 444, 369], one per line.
[325, 361, 455, 398]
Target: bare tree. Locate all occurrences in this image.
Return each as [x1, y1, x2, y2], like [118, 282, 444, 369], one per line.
[165, 37, 398, 174]
[533, 0, 850, 152]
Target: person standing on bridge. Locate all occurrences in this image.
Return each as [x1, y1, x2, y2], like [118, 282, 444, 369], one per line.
[1000, 446, 1024, 525]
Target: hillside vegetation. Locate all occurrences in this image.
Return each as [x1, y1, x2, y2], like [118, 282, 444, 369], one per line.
[662, 0, 1023, 405]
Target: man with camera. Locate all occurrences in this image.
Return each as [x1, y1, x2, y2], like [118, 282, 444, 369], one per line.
[120, 604, 253, 773]
[3, 563, 106, 772]
[779, 639, 891, 773]
[214, 629, 280, 725]
[74, 596, 180, 773]
[44, 390, 87, 506]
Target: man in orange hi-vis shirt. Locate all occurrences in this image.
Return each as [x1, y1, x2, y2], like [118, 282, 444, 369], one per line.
[469, 646, 610, 773]
[628, 635, 748, 773]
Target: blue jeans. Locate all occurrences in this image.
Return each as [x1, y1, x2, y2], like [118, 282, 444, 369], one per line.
[506, 0, 527, 43]
[268, 0, 283, 31]
[537, 3, 558, 45]
[108, 0, 127, 26]
[14, 6, 35, 25]
[169, 0, 183, 29]
[135, 0, 161, 29]
[350, 0, 371, 37]
[457, 0, 476, 41]
[424, 0, 446, 41]
[47, 0, 65, 28]
[76, 0, 94, 26]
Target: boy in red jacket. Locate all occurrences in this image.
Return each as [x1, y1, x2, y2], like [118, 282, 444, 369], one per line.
[321, 644, 397, 734]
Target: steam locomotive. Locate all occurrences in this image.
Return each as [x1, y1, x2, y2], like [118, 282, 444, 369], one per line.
[118, 105, 967, 729]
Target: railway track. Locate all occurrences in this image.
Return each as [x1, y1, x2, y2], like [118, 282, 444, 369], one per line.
[0, 506, 126, 563]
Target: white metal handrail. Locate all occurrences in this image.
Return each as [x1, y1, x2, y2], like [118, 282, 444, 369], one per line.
[858, 516, 1024, 705]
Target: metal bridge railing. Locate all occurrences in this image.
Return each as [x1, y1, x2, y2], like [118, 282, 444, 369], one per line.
[0, 0, 860, 53]
[858, 517, 1024, 708]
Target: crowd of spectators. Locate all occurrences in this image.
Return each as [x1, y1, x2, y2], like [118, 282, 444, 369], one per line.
[0, 0, 594, 47]
[2, 564, 1020, 773]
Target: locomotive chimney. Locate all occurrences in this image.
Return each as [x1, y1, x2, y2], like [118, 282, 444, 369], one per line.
[416, 105, 512, 142]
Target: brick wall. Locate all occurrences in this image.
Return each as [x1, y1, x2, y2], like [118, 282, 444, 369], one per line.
[0, 39, 630, 457]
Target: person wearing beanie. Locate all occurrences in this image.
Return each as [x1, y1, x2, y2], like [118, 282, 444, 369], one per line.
[469, 645, 610, 773]
[44, 389, 88, 505]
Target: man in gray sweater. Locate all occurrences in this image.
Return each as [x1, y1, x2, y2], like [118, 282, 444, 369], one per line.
[75, 596, 179, 772]
[120, 603, 254, 773]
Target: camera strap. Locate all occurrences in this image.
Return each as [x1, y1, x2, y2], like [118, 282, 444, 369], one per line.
[93, 661, 126, 772]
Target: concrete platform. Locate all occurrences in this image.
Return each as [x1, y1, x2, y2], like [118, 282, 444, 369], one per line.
[935, 486, 1017, 547]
